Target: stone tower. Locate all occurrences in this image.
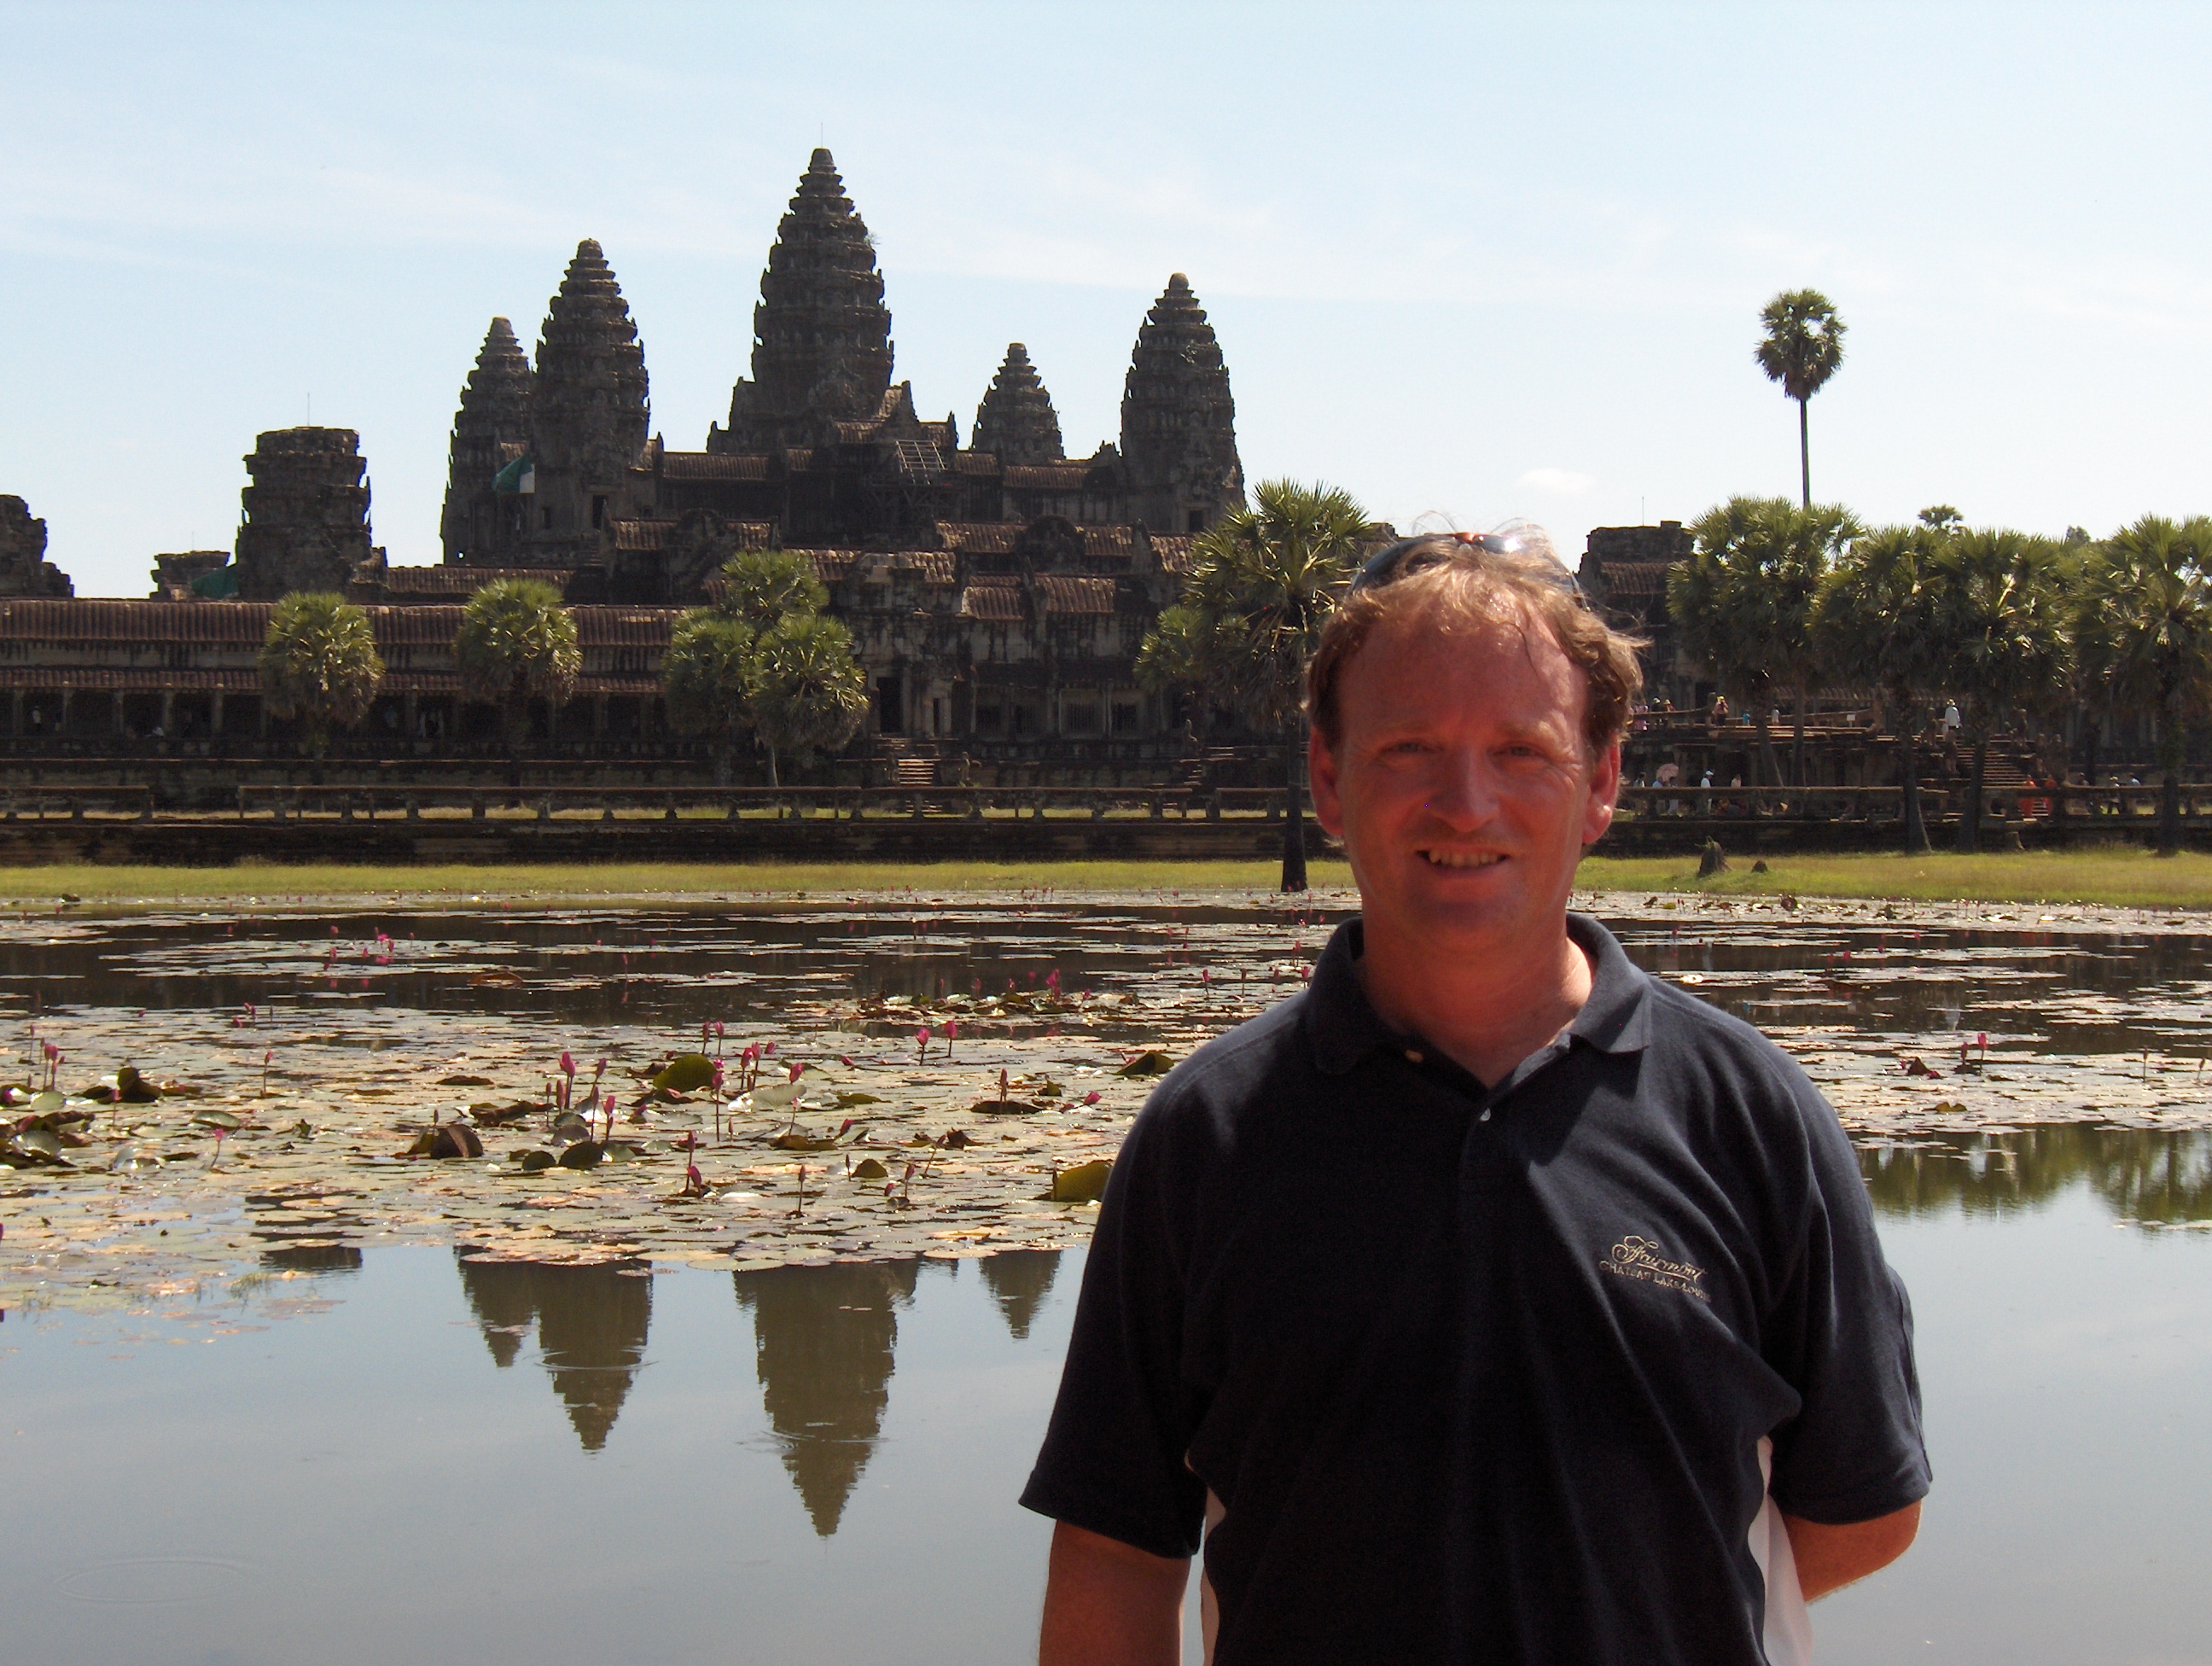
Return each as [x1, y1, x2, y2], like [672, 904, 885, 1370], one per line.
[1119, 274, 1244, 535]
[0, 497, 72, 597]
[528, 239, 649, 562]
[232, 428, 382, 601]
[440, 316, 535, 565]
[712, 149, 894, 452]
[971, 344, 1065, 465]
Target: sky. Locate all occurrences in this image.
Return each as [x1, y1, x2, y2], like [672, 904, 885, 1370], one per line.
[5, 2, 2210, 597]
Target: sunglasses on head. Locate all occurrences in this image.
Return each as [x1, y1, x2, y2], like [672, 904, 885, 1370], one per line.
[1349, 530, 1586, 601]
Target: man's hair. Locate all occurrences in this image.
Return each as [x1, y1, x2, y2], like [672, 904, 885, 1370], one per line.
[1306, 539, 1646, 753]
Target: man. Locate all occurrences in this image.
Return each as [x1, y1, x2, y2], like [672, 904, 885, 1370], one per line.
[1022, 535, 1928, 1664]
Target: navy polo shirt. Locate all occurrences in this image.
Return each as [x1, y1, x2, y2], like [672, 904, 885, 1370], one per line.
[1022, 914, 1928, 1665]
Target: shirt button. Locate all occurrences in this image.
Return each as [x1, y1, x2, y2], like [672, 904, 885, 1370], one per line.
[1478, 1109, 1492, 1122]
[1404, 1049, 1423, 1064]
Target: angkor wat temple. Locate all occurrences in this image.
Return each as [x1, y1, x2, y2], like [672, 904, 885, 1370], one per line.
[0, 149, 1270, 775]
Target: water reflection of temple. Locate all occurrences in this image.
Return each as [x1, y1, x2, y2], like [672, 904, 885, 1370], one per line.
[1860, 1127, 2212, 1223]
[456, 1251, 653, 1452]
[979, 1250, 1062, 1340]
[732, 1260, 923, 1538]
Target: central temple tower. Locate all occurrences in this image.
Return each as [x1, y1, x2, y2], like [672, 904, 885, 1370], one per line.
[710, 149, 895, 452]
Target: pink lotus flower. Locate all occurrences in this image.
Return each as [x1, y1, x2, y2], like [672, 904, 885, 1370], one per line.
[1083, 1090, 1101, 1105]
[788, 1061, 804, 1083]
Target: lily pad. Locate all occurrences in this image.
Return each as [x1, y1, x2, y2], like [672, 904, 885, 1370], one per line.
[974, 1098, 1051, 1116]
[469, 1100, 540, 1127]
[12, 1127, 66, 1161]
[750, 1080, 805, 1112]
[439, 1075, 497, 1087]
[834, 1091, 884, 1108]
[29, 1091, 65, 1115]
[114, 1065, 162, 1104]
[558, 1141, 606, 1169]
[850, 1157, 889, 1180]
[1115, 1051, 1175, 1077]
[192, 1109, 245, 1132]
[653, 1053, 719, 1093]
[1049, 1160, 1114, 1203]
[770, 1132, 838, 1152]
[515, 1149, 556, 1173]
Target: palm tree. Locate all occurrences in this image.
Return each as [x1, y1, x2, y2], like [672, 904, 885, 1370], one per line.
[744, 612, 868, 787]
[1138, 480, 1371, 891]
[1813, 524, 1945, 853]
[715, 548, 829, 629]
[1671, 497, 1857, 791]
[1755, 289, 1847, 509]
[257, 592, 384, 768]
[1925, 528, 2073, 852]
[661, 613, 756, 785]
[453, 579, 580, 776]
[2074, 516, 2212, 856]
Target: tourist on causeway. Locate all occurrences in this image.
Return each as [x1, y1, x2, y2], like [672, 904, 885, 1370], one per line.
[1022, 532, 1929, 1664]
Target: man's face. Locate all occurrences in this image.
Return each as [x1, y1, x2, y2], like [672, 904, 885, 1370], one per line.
[1309, 603, 1620, 969]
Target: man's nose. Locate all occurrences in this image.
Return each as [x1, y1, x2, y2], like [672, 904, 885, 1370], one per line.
[1423, 748, 1499, 826]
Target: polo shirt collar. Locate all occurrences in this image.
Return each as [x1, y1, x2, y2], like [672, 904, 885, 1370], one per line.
[1304, 911, 1650, 1077]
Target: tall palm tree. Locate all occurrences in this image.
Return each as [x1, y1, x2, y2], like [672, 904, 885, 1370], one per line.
[1672, 496, 1858, 790]
[453, 579, 580, 778]
[2074, 516, 2212, 856]
[661, 612, 757, 785]
[1813, 524, 1945, 853]
[1925, 529, 2073, 851]
[257, 592, 384, 768]
[1755, 289, 1847, 509]
[1138, 480, 1370, 892]
[744, 612, 868, 787]
[715, 548, 829, 629]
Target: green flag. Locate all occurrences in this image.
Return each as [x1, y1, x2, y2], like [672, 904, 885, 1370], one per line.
[493, 455, 535, 496]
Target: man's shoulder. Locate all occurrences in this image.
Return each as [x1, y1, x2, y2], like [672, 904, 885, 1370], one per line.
[1634, 970, 1831, 1128]
[1144, 992, 1316, 1111]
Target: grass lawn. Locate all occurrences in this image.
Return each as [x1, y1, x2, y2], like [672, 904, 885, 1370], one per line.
[0, 859, 1360, 905]
[7, 848, 2212, 909]
[1577, 847, 2212, 910]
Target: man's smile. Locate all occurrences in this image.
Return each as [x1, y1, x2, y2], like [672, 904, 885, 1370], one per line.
[1417, 848, 1505, 869]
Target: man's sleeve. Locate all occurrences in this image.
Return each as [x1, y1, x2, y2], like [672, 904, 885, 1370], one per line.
[1019, 1095, 1208, 1559]
[1763, 1063, 1934, 1524]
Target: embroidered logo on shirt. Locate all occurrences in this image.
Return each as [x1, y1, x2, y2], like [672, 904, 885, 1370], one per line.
[1602, 1234, 1711, 1302]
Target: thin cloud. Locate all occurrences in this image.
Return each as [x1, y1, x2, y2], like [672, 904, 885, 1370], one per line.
[1518, 467, 1595, 497]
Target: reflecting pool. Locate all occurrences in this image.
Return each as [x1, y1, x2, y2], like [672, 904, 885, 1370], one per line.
[3, 1128, 2208, 1664]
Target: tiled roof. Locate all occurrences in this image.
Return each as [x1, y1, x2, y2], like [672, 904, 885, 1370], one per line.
[0, 600, 679, 650]
[374, 566, 569, 594]
[1597, 561, 1674, 600]
[613, 520, 676, 552]
[1148, 533, 1195, 573]
[0, 600, 271, 644]
[0, 667, 264, 691]
[934, 521, 1137, 565]
[660, 451, 772, 481]
[1037, 576, 1117, 615]
[1003, 463, 1092, 490]
[935, 521, 1022, 555]
[1081, 526, 1135, 562]
[960, 584, 1026, 621]
[951, 452, 1001, 476]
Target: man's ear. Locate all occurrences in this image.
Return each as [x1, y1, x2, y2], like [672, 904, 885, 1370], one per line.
[1309, 723, 1345, 837]
[1581, 737, 1621, 847]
